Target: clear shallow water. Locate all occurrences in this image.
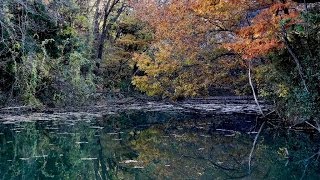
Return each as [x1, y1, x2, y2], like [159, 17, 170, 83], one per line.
[0, 111, 319, 179]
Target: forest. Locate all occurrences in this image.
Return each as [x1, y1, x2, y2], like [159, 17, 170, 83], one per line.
[0, 0, 319, 125]
[1, 0, 320, 179]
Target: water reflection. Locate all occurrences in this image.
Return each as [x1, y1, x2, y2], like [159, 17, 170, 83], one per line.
[0, 112, 319, 179]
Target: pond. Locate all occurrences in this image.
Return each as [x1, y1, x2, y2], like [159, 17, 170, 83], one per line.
[0, 111, 319, 179]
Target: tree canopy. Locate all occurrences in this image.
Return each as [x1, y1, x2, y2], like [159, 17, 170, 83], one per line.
[0, 0, 319, 123]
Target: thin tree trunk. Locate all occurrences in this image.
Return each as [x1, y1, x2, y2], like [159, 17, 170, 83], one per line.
[281, 26, 309, 92]
[92, 0, 102, 58]
[248, 61, 264, 115]
[97, 0, 121, 60]
[96, 0, 113, 60]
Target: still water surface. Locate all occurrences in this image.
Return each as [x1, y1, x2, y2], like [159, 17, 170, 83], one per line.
[0, 111, 319, 179]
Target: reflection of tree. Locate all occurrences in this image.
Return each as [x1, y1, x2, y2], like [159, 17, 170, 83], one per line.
[1, 122, 81, 178]
[0, 120, 140, 179]
[0, 113, 319, 179]
[131, 119, 320, 179]
[131, 126, 253, 179]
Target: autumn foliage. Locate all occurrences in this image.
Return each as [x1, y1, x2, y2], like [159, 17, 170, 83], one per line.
[225, 0, 300, 60]
[128, 0, 302, 98]
[129, 0, 248, 97]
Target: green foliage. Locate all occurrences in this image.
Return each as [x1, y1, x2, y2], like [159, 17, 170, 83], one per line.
[101, 16, 152, 94]
[0, 0, 96, 107]
[255, 6, 320, 122]
[53, 52, 96, 106]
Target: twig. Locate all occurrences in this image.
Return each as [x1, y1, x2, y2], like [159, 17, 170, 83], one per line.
[305, 121, 320, 133]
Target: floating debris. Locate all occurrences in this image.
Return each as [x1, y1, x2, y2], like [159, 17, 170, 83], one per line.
[89, 126, 104, 129]
[120, 160, 139, 164]
[11, 128, 24, 131]
[57, 132, 75, 135]
[165, 164, 171, 167]
[247, 131, 258, 134]
[198, 148, 205, 151]
[200, 134, 211, 138]
[20, 158, 30, 160]
[33, 155, 48, 158]
[3, 121, 15, 124]
[81, 158, 97, 160]
[133, 166, 144, 169]
[45, 127, 59, 130]
[216, 129, 235, 133]
[112, 138, 122, 141]
[75, 142, 89, 144]
[216, 161, 223, 165]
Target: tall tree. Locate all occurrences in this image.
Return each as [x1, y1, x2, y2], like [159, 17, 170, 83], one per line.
[92, 0, 127, 63]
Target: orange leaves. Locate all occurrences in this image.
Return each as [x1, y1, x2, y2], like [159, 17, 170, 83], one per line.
[129, 0, 250, 97]
[226, 0, 300, 60]
[129, 0, 303, 97]
[226, 39, 284, 60]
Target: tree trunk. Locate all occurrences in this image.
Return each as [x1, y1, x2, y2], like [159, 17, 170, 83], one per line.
[281, 26, 309, 92]
[248, 61, 264, 115]
[92, 0, 102, 59]
[96, 0, 113, 60]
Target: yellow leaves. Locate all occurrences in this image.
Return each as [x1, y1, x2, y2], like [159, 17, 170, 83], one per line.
[277, 84, 289, 98]
[132, 76, 164, 96]
[116, 34, 138, 45]
[132, 53, 153, 72]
